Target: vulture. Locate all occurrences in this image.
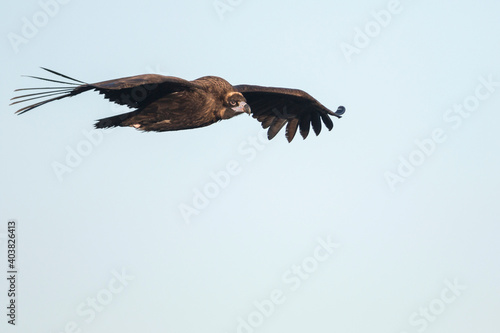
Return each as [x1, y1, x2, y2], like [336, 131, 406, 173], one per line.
[11, 68, 345, 142]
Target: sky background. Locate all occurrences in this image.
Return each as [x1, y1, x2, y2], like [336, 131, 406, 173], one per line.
[1, 0, 499, 332]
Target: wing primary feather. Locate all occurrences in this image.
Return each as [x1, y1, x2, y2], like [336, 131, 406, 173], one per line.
[10, 89, 73, 106]
[14, 87, 73, 91]
[22, 75, 81, 86]
[285, 118, 299, 142]
[320, 113, 334, 131]
[261, 116, 275, 129]
[268, 118, 287, 140]
[40, 67, 87, 84]
[14, 92, 74, 114]
[311, 112, 322, 136]
[10, 88, 74, 102]
[328, 105, 345, 118]
[299, 113, 311, 139]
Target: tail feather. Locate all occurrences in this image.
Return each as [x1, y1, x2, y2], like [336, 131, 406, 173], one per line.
[11, 68, 90, 115]
[94, 110, 141, 129]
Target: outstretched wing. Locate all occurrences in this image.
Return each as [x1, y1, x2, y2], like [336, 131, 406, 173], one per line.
[235, 85, 345, 142]
[89, 74, 194, 108]
[11, 68, 195, 114]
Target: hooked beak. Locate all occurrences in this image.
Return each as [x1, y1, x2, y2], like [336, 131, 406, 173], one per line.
[232, 101, 251, 115]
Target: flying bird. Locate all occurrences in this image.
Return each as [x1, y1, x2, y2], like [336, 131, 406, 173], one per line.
[11, 68, 345, 142]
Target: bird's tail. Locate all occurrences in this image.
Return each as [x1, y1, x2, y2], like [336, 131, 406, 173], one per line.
[10, 67, 91, 115]
[94, 110, 142, 129]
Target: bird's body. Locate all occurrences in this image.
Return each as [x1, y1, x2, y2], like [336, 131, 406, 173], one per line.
[11, 68, 345, 142]
[95, 76, 236, 132]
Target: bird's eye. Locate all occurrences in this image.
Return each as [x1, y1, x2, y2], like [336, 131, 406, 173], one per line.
[229, 100, 238, 107]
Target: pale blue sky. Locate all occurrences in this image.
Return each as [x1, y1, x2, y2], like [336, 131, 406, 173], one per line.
[1, 0, 499, 332]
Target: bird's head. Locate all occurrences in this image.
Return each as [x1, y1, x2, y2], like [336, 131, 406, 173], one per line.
[221, 92, 251, 119]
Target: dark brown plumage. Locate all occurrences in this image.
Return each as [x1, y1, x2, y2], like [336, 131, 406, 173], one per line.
[11, 68, 345, 142]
